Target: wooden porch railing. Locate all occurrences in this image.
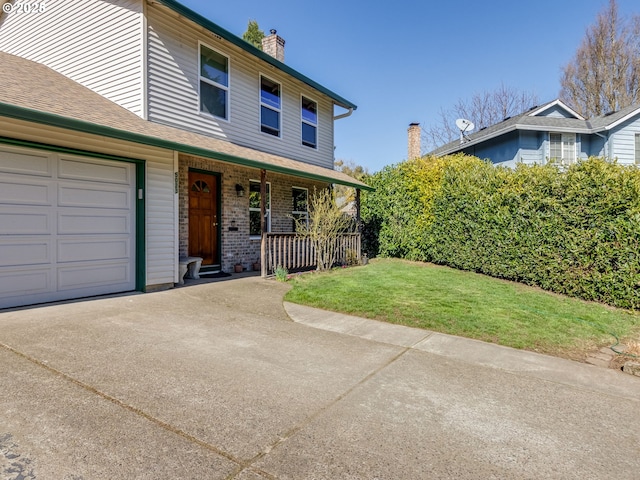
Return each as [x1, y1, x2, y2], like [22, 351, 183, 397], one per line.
[264, 233, 361, 275]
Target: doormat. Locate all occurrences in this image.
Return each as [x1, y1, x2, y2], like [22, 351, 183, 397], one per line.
[199, 271, 232, 278]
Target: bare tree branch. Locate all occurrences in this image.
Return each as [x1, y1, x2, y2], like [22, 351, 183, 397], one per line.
[423, 84, 538, 151]
[560, 0, 640, 117]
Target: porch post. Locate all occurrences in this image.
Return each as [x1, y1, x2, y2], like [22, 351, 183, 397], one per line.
[260, 169, 267, 278]
[355, 188, 361, 232]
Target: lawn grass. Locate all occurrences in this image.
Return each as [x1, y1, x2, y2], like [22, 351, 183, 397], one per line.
[284, 258, 640, 360]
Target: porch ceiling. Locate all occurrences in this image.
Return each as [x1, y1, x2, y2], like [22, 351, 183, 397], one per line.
[0, 52, 371, 191]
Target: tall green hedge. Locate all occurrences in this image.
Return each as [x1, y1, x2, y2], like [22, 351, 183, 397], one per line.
[361, 156, 640, 309]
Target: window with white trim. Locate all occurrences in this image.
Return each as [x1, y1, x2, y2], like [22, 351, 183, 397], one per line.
[199, 44, 229, 120]
[260, 75, 281, 137]
[549, 133, 576, 165]
[249, 180, 270, 237]
[301, 96, 318, 148]
[292, 187, 308, 231]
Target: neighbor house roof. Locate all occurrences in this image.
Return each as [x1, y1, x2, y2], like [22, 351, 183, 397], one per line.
[155, 0, 357, 112]
[430, 99, 640, 157]
[0, 52, 371, 190]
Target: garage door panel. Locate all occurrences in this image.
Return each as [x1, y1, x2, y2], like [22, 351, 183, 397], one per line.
[58, 211, 130, 235]
[0, 240, 51, 266]
[0, 179, 53, 206]
[59, 157, 132, 184]
[0, 210, 52, 235]
[0, 147, 137, 309]
[0, 148, 52, 176]
[58, 184, 131, 209]
[58, 238, 130, 263]
[57, 262, 131, 291]
[0, 268, 52, 298]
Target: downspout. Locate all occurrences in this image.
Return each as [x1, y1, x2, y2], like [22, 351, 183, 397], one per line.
[594, 131, 609, 160]
[355, 188, 361, 232]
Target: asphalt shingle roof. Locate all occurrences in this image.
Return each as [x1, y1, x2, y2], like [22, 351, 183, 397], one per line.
[429, 99, 640, 157]
[0, 52, 370, 190]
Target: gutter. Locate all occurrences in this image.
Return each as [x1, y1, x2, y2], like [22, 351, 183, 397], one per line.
[434, 123, 519, 155]
[0, 102, 373, 190]
[333, 106, 353, 121]
[434, 122, 598, 157]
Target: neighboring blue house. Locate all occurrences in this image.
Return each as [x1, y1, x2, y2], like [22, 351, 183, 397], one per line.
[430, 99, 640, 167]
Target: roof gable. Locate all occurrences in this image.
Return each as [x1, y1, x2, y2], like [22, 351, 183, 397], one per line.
[528, 100, 584, 120]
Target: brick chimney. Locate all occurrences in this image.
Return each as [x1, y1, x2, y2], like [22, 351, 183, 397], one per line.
[408, 123, 421, 159]
[262, 29, 285, 62]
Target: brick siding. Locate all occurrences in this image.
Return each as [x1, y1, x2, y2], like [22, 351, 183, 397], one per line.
[179, 154, 327, 272]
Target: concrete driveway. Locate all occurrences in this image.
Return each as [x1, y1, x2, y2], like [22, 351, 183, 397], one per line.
[1, 276, 639, 479]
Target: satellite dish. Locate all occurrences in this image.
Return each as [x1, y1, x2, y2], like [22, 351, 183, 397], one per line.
[456, 118, 475, 144]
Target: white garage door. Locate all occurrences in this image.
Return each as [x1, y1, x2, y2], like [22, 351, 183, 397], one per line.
[0, 145, 136, 309]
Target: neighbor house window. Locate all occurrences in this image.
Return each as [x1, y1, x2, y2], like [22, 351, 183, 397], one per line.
[260, 75, 281, 137]
[292, 187, 308, 231]
[549, 133, 576, 165]
[199, 44, 229, 120]
[301, 96, 317, 148]
[635, 134, 640, 164]
[249, 180, 270, 237]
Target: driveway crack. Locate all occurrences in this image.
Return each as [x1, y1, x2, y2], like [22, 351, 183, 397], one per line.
[0, 341, 248, 471]
[227, 345, 413, 479]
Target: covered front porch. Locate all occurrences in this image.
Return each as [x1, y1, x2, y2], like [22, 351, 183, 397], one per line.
[178, 154, 367, 279]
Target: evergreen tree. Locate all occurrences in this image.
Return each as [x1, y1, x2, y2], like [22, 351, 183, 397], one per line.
[243, 20, 265, 50]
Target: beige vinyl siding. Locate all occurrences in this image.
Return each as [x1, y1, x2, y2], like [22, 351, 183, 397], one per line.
[609, 117, 640, 165]
[0, 0, 145, 117]
[0, 117, 177, 287]
[146, 4, 335, 169]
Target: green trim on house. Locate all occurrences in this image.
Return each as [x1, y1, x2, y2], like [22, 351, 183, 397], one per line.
[0, 135, 147, 293]
[0, 102, 373, 191]
[156, 0, 357, 111]
[135, 161, 147, 292]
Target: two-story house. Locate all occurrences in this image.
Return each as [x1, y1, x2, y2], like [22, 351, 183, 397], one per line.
[429, 99, 640, 167]
[0, 0, 369, 309]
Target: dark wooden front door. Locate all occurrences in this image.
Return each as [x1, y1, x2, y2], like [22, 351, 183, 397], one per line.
[188, 171, 219, 266]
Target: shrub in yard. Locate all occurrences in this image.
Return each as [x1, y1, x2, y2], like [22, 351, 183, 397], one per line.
[274, 265, 288, 282]
[293, 188, 356, 271]
[428, 157, 640, 308]
[361, 154, 474, 260]
[362, 155, 640, 309]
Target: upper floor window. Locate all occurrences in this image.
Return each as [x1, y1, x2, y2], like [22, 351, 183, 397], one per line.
[549, 133, 576, 165]
[301, 96, 318, 148]
[260, 76, 281, 137]
[292, 187, 308, 231]
[199, 44, 229, 120]
[249, 180, 271, 237]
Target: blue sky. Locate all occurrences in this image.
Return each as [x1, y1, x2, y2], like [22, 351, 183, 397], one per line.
[179, 0, 639, 173]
